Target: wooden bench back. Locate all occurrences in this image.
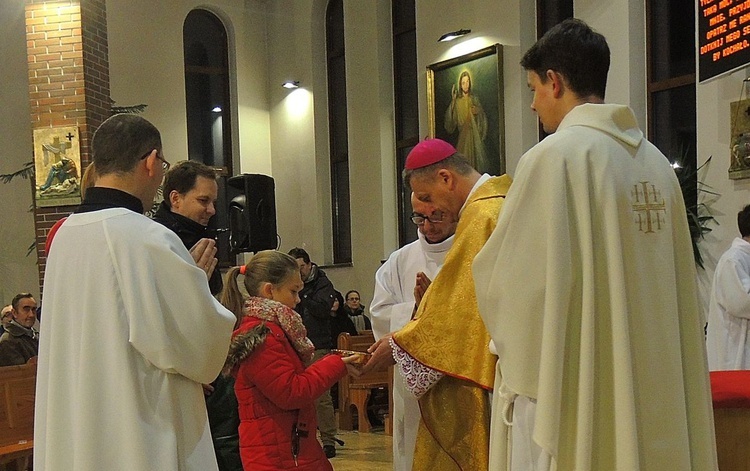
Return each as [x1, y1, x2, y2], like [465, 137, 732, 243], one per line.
[0, 357, 36, 448]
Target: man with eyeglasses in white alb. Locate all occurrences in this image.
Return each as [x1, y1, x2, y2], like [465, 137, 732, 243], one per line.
[364, 138, 511, 471]
[370, 192, 457, 471]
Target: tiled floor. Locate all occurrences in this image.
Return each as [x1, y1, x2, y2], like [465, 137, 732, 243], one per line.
[330, 429, 392, 470]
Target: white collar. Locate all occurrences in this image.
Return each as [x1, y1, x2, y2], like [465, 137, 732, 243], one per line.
[416, 228, 455, 254]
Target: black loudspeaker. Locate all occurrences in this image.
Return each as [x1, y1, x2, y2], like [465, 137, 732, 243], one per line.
[227, 174, 278, 253]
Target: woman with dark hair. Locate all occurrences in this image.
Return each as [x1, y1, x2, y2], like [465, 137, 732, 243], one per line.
[344, 290, 372, 333]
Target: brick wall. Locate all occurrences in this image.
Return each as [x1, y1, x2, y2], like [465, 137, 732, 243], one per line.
[25, 0, 109, 292]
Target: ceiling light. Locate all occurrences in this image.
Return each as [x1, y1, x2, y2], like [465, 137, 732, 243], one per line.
[438, 29, 471, 42]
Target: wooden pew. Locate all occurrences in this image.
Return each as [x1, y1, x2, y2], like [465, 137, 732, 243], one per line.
[337, 331, 392, 434]
[0, 357, 36, 471]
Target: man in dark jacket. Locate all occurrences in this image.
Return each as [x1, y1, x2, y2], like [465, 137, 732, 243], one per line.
[152, 160, 241, 471]
[152, 160, 223, 295]
[0, 293, 39, 367]
[288, 247, 339, 458]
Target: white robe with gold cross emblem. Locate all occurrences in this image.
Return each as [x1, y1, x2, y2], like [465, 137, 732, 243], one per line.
[473, 103, 717, 471]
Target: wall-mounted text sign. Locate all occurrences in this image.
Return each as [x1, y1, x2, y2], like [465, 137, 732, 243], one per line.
[699, 0, 750, 82]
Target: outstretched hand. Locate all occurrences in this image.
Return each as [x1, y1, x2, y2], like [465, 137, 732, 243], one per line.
[361, 334, 396, 374]
[340, 354, 365, 378]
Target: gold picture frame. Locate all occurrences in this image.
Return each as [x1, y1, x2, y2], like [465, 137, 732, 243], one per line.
[427, 44, 504, 175]
[33, 126, 82, 207]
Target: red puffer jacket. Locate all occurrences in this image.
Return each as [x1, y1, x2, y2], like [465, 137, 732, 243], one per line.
[228, 316, 347, 470]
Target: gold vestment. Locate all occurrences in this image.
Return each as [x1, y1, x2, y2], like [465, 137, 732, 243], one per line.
[393, 175, 511, 471]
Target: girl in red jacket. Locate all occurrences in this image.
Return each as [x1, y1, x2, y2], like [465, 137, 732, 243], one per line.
[221, 250, 360, 470]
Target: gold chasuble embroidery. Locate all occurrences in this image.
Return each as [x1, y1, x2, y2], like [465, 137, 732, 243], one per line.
[393, 175, 511, 471]
[631, 181, 666, 233]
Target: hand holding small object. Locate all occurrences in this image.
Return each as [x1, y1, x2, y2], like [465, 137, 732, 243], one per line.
[341, 352, 367, 378]
[360, 335, 396, 374]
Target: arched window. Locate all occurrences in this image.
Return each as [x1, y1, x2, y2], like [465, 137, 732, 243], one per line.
[646, 0, 696, 211]
[326, 0, 352, 263]
[183, 9, 234, 265]
[392, 0, 418, 246]
[183, 9, 232, 174]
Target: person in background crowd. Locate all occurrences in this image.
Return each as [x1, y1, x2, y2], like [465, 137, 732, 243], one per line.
[0, 305, 14, 336]
[45, 161, 98, 255]
[0, 293, 39, 366]
[330, 291, 358, 347]
[329, 290, 358, 411]
[343, 290, 371, 333]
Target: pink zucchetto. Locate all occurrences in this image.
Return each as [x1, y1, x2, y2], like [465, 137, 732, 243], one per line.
[404, 138, 457, 170]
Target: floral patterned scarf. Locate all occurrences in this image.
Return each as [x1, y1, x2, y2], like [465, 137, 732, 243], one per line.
[244, 296, 315, 363]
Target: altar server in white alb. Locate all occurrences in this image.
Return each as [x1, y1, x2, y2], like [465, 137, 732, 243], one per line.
[472, 19, 717, 471]
[370, 193, 456, 471]
[707, 204, 750, 370]
[35, 114, 236, 471]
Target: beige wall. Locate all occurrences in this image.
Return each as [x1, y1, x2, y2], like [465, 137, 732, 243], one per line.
[106, 0, 273, 175]
[0, 0, 41, 303]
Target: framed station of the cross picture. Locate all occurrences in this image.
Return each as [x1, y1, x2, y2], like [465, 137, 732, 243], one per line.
[33, 126, 82, 207]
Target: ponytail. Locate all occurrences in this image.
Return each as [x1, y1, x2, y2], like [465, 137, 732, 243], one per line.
[220, 266, 244, 328]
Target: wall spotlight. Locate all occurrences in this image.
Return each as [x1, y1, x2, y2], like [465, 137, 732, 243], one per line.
[282, 80, 300, 89]
[212, 106, 222, 112]
[438, 29, 471, 42]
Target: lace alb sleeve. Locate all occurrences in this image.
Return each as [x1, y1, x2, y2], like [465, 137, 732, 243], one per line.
[390, 337, 443, 398]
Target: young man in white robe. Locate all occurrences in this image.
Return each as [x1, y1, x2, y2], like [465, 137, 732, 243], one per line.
[370, 193, 456, 471]
[35, 114, 237, 471]
[472, 18, 717, 471]
[707, 204, 750, 370]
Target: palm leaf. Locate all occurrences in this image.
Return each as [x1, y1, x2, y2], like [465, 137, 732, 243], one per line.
[0, 161, 34, 184]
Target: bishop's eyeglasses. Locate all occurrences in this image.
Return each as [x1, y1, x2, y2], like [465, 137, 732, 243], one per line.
[410, 210, 444, 225]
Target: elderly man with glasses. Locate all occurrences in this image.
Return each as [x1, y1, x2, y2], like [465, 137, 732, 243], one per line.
[0, 293, 39, 366]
